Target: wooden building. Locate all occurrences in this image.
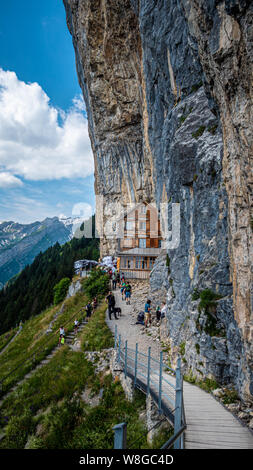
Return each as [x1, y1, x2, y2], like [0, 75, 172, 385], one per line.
[116, 203, 164, 279]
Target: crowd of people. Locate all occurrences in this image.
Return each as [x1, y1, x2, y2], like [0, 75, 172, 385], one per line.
[58, 267, 167, 344]
[106, 270, 166, 328]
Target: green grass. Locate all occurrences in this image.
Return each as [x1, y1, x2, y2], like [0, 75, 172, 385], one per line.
[184, 370, 219, 393]
[81, 302, 114, 352]
[0, 328, 18, 353]
[0, 302, 160, 450]
[0, 268, 174, 449]
[0, 292, 88, 396]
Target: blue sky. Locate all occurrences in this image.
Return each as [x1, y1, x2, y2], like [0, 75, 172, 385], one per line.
[0, 0, 95, 223]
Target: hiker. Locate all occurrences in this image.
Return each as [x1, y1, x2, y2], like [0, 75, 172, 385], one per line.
[74, 319, 79, 334]
[59, 326, 65, 337]
[92, 297, 97, 311]
[112, 272, 117, 290]
[125, 282, 132, 305]
[106, 291, 118, 320]
[156, 305, 161, 322]
[85, 302, 92, 321]
[144, 300, 152, 327]
[59, 334, 65, 346]
[136, 311, 145, 325]
[120, 281, 126, 300]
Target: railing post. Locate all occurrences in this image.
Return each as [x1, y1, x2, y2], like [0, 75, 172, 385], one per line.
[124, 340, 128, 378]
[114, 325, 118, 349]
[134, 343, 138, 387]
[118, 334, 121, 362]
[158, 351, 163, 412]
[113, 422, 127, 449]
[174, 357, 182, 449]
[147, 346, 151, 395]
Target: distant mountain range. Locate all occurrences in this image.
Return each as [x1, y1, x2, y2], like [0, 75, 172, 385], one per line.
[0, 216, 83, 288]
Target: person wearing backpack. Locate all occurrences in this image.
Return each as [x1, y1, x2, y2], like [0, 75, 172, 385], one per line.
[106, 291, 118, 320]
[125, 283, 132, 305]
[120, 281, 126, 300]
[156, 305, 161, 322]
[85, 302, 92, 321]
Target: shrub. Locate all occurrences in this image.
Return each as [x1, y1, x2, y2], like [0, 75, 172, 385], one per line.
[81, 269, 109, 301]
[192, 126, 206, 139]
[4, 410, 35, 449]
[179, 342, 186, 356]
[191, 288, 200, 301]
[198, 289, 222, 314]
[53, 277, 71, 305]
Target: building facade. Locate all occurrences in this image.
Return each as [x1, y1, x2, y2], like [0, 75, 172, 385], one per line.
[116, 203, 164, 279]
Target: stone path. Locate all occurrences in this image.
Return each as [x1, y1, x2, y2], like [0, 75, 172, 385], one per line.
[106, 285, 253, 449]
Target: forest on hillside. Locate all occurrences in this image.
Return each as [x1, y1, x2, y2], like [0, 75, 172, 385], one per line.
[0, 219, 99, 334]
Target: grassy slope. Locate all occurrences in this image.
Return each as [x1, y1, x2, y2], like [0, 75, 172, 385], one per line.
[0, 287, 170, 449]
[0, 292, 87, 396]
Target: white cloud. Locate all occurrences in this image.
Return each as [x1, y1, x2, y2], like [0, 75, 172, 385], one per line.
[0, 171, 23, 188]
[0, 69, 94, 181]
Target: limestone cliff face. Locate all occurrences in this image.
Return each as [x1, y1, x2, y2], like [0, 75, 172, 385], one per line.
[64, 0, 252, 401]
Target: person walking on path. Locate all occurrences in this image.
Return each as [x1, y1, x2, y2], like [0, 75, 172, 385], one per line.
[106, 291, 118, 320]
[112, 272, 117, 290]
[92, 297, 97, 312]
[144, 300, 152, 327]
[125, 282, 132, 305]
[85, 302, 92, 321]
[59, 326, 65, 337]
[74, 319, 79, 334]
[59, 334, 65, 346]
[120, 281, 126, 300]
[156, 305, 161, 322]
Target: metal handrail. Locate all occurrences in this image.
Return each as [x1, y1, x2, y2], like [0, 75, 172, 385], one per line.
[114, 326, 186, 449]
[160, 424, 187, 449]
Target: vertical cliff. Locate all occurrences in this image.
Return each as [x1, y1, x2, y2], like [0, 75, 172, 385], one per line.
[63, 0, 252, 401]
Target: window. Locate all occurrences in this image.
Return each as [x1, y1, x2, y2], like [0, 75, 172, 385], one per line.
[139, 221, 146, 231]
[135, 256, 141, 269]
[139, 238, 146, 248]
[127, 257, 134, 269]
[142, 257, 148, 269]
[125, 221, 134, 231]
[140, 205, 146, 214]
[123, 238, 133, 247]
[149, 257, 156, 269]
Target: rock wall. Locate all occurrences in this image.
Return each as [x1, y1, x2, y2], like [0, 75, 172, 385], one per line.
[63, 0, 252, 401]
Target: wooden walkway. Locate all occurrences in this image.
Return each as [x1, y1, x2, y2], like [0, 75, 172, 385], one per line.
[108, 288, 253, 449]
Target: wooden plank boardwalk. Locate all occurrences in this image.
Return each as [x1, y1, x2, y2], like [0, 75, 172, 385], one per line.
[108, 288, 253, 449]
